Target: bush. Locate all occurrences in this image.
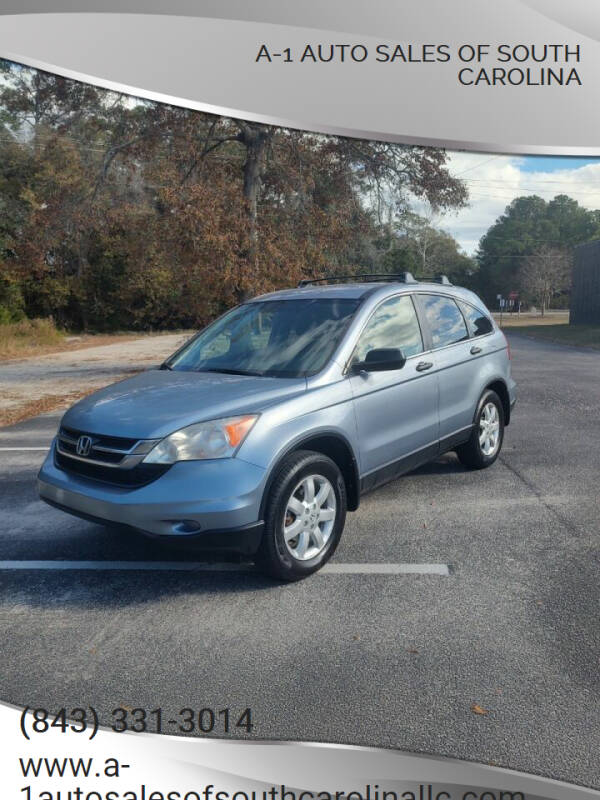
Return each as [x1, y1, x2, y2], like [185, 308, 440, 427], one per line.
[0, 279, 26, 324]
[0, 317, 64, 358]
[0, 305, 19, 325]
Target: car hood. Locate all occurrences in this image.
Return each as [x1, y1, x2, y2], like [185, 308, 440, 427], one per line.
[61, 369, 307, 439]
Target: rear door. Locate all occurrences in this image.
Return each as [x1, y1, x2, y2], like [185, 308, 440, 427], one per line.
[349, 293, 439, 490]
[415, 293, 482, 448]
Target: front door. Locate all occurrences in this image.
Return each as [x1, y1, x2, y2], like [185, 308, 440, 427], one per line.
[349, 293, 439, 491]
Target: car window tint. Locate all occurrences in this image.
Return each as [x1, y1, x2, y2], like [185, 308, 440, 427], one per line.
[354, 294, 423, 363]
[421, 294, 469, 348]
[458, 301, 494, 337]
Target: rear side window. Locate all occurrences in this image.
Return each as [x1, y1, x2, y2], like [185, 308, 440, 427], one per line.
[420, 294, 469, 349]
[353, 294, 423, 363]
[458, 301, 494, 338]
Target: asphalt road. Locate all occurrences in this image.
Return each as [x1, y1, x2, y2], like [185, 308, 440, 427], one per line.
[1, 334, 599, 787]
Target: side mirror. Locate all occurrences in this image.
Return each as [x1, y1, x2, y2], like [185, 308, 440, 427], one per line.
[352, 347, 407, 373]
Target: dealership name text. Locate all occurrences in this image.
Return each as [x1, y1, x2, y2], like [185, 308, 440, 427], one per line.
[255, 43, 582, 85]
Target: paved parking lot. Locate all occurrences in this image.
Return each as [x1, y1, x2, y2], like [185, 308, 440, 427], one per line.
[1, 334, 599, 787]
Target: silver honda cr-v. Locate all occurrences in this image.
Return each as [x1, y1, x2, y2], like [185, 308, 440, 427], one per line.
[38, 273, 516, 580]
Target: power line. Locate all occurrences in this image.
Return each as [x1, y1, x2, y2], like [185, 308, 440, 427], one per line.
[465, 176, 600, 186]
[466, 186, 600, 199]
[451, 155, 500, 178]
[466, 189, 600, 202]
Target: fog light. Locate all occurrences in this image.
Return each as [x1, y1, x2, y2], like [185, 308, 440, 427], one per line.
[172, 520, 202, 534]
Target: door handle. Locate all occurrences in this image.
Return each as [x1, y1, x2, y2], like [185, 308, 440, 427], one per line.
[416, 361, 433, 372]
[470, 345, 482, 355]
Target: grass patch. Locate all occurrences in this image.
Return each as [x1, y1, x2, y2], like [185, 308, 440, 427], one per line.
[491, 310, 600, 347]
[0, 318, 169, 361]
[0, 318, 65, 359]
[493, 311, 569, 327]
[506, 324, 600, 350]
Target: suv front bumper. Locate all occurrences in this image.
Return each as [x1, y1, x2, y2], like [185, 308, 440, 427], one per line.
[37, 441, 267, 554]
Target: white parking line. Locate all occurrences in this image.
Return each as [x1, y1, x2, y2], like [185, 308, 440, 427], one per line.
[0, 447, 50, 451]
[0, 560, 450, 575]
[324, 563, 450, 575]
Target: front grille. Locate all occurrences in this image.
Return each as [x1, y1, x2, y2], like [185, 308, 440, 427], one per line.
[58, 437, 124, 464]
[55, 450, 169, 487]
[55, 426, 166, 487]
[59, 426, 140, 466]
[61, 426, 139, 450]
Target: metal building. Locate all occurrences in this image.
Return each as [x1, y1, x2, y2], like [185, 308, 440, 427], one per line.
[570, 241, 600, 324]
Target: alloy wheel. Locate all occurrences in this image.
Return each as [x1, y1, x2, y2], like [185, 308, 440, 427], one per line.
[479, 401, 500, 456]
[283, 474, 337, 561]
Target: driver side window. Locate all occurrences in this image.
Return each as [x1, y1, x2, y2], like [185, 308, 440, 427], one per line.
[353, 294, 423, 364]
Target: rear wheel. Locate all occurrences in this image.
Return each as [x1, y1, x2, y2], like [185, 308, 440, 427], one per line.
[256, 450, 347, 581]
[456, 389, 504, 470]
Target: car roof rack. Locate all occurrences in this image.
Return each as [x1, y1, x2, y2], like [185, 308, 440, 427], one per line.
[433, 274, 452, 285]
[298, 272, 418, 287]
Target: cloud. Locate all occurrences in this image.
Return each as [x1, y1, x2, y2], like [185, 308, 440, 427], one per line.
[435, 152, 600, 256]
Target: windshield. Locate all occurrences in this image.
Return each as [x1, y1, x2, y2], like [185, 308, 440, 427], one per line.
[166, 298, 360, 378]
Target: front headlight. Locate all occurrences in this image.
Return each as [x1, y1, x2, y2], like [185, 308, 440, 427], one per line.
[143, 414, 258, 464]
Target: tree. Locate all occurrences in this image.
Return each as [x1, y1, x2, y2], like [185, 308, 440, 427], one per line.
[0, 58, 469, 331]
[0, 60, 103, 141]
[396, 211, 440, 275]
[390, 211, 476, 284]
[422, 229, 476, 286]
[476, 194, 600, 304]
[518, 246, 571, 316]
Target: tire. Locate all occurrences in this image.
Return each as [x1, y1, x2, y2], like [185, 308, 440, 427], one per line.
[255, 450, 347, 581]
[456, 389, 505, 470]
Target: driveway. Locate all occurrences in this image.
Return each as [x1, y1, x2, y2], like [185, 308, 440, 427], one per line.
[0, 334, 599, 787]
[0, 333, 189, 424]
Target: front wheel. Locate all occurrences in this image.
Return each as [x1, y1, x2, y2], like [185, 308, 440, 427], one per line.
[456, 389, 504, 470]
[256, 450, 347, 581]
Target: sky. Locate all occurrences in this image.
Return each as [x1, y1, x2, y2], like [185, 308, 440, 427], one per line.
[439, 152, 600, 256]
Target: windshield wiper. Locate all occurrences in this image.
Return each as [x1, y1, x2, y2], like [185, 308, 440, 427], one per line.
[159, 362, 173, 370]
[197, 368, 265, 377]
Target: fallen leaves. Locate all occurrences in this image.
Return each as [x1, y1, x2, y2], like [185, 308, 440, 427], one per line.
[471, 703, 490, 716]
[0, 391, 95, 427]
